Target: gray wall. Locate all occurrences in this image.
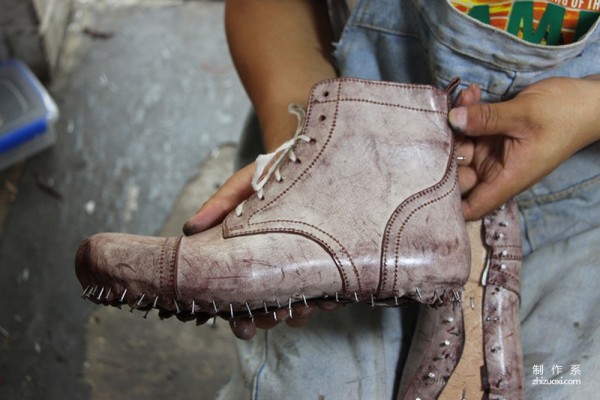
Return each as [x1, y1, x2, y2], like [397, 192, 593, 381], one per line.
[0, 0, 72, 81]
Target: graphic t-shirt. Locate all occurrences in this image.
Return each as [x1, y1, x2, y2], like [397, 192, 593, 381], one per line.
[450, 0, 600, 44]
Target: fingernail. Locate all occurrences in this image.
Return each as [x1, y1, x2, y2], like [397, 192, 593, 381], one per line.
[292, 306, 316, 318]
[182, 221, 196, 236]
[448, 107, 467, 132]
[230, 319, 255, 340]
[182, 216, 205, 236]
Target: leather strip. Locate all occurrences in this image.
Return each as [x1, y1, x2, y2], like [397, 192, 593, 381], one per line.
[483, 202, 522, 299]
[397, 201, 524, 399]
[482, 200, 524, 399]
[397, 302, 465, 399]
[159, 236, 182, 302]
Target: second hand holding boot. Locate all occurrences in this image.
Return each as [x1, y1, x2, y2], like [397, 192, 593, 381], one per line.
[76, 78, 470, 321]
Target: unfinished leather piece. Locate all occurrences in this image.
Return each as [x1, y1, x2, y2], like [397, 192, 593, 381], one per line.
[396, 301, 465, 400]
[75, 78, 470, 320]
[482, 200, 524, 400]
[396, 201, 524, 400]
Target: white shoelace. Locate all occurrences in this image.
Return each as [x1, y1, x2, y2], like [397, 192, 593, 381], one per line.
[235, 104, 311, 217]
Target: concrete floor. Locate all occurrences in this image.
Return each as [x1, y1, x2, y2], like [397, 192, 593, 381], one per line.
[0, 1, 248, 398]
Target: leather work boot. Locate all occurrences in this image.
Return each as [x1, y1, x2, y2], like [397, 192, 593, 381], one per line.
[397, 200, 524, 400]
[75, 78, 470, 321]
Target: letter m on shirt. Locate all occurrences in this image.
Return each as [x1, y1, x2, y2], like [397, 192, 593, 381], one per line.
[507, 2, 565, 44]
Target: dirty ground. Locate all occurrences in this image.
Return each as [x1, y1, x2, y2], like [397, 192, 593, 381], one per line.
[0, 1, 249, 399]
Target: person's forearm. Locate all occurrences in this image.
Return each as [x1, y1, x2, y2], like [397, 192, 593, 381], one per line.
[582, 74, 600, 146]
[225, 0, 338, 151]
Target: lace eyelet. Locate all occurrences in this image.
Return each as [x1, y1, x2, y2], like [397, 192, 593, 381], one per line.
[240, 103, 309, 216]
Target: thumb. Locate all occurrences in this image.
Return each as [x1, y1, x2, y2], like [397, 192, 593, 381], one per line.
[183, 162, 255, 235]
[449, 101, 518, 137]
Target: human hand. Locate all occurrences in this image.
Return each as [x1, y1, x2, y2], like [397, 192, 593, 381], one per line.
[154, 298, 339, 340]
[450, 77, 600, 221]
[227, 300, 342, 340]
[182, 162, 256, 235]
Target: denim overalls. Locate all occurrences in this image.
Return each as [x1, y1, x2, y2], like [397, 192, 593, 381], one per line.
[219, 1, 600, 398]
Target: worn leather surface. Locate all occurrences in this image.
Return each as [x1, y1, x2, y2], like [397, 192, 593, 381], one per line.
[482, 200, 524, 399]
[397, 301, 465, 399]
[76, 78, 470, 315]
[395, 201, 524, 400]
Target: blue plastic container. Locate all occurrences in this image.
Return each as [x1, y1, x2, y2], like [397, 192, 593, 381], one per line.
[0, 60, 58, 170]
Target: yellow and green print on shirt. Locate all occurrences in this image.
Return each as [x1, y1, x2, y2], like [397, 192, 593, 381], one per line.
[450, 0, 600, 44]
